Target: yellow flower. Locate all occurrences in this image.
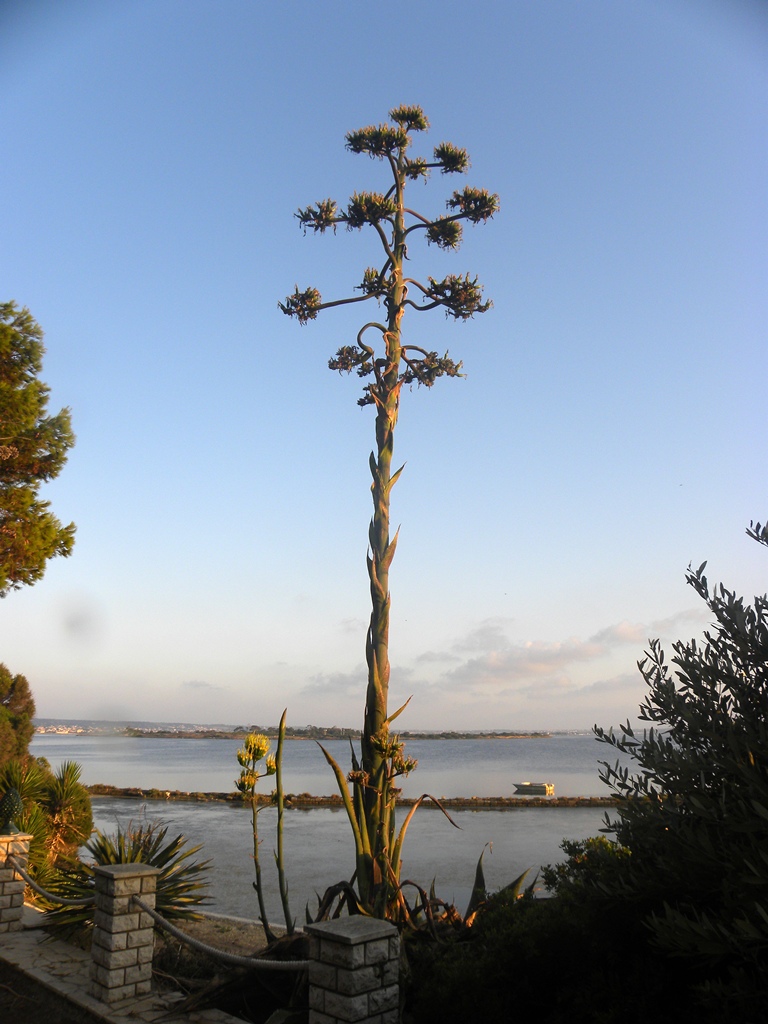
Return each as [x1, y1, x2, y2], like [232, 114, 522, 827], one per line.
[237, 768, 259, 791]
[265, 755, 277, 776]
[244, 733, 270, 761]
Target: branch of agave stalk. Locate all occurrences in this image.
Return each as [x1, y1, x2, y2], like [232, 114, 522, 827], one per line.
[273, 709, 294, 934]
[250, 795, 275, 942]
[317, 744, 374, 907]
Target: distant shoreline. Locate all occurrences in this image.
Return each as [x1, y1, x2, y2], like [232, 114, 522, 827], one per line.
[121, 729, 553, 741]
[88, 783, 617, 809]
[36, 725, 553, 741]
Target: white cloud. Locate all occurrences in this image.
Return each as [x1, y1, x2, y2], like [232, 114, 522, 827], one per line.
[451, 618, 515, 653]
[649, 607, 709, 634]
[587, 621, 647, 646]
[339, 617, 367, 635]
[302, 667, 367, 697]
[290, 607, 706, 730]
[414, 650, 461, 664]
[410, 613, 686, 708]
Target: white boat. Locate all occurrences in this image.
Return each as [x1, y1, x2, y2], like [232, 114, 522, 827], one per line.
[514, 782, 554, 796]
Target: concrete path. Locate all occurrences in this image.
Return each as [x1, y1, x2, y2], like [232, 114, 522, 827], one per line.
[0, 907, 240, 1023]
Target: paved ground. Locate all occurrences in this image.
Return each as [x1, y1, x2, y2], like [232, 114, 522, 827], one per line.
[0, 908, 245, 1024]
[0, 958, 106, 1023]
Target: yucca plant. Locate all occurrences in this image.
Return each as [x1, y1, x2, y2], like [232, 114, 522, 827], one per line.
[280, 105, 498, 918]
[44, 819, 211, 936]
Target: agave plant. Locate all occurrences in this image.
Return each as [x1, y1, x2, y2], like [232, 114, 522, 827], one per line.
[280, 106, 498, 919]
[318, 720, 464, 922]
[44, 819, 211, 935]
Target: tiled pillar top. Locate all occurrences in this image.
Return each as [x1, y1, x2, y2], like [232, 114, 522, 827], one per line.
[93, 863, 161, 880]
[306, 917, 397, 944]
[0, 833, 34, 848]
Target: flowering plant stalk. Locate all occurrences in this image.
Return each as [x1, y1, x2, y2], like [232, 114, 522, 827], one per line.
[273, 709, 294, 934]
[235, 731, 276, 940]
[280, 105, 497, 917]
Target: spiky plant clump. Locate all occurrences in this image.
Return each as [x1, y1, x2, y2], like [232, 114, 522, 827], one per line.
[44, 819, 211, 935]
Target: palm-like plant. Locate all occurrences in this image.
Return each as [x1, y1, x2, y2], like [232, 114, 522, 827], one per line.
[44, 819, 211, 935]
[0, 757, 92, 885]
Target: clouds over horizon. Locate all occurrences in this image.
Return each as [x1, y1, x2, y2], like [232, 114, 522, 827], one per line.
[181, 679, 225, 693]
[409, 607, 709, 706]
[292, 605, 710, 728]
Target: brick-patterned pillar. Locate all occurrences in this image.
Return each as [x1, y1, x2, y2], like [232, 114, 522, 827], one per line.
[89, 863, 160, 1003]
[305, 917, 399, 1024]
[0, 833, 32, 933]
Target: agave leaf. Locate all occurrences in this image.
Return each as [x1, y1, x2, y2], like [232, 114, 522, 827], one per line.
[317, 743, 367, 857]
[392, 793, 460, 871]
[313, 880, 370, 922]
[464, 845, 489, 923]
[498, 867, 532, 899]
[386, 462, 406, 494]
[384, 694, 412, 727]
[380, 527, 400, 572]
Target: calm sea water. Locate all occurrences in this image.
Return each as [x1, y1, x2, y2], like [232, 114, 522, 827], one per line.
[30, 732, 618, 798]
[29, 733, 628, 919]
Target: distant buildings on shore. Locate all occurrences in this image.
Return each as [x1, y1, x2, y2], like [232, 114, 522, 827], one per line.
[33, 718, 556, 740]
[33, 719, 237, 735]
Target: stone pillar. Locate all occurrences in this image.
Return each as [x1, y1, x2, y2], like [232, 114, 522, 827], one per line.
[0, 833, 32, 933]
[305, 917, 399, 1024]
[89, 863, 160, 1003]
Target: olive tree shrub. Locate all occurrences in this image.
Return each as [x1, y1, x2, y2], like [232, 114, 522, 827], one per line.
[593, 520, 768, 1012]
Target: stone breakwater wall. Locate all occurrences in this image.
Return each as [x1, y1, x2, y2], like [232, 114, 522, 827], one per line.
[87, 784, 619, 809]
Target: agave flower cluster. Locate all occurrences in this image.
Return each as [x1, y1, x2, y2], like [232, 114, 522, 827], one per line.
[234, 732, 276, 794]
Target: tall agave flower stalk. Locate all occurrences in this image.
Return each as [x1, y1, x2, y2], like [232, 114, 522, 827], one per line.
[280, 105, 498, 916]
[235, 730, 277, 939]
[235, 711, 294, 937]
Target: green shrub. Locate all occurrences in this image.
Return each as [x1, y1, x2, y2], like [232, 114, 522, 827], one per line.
[592, 520, 768, 1016]
[541, 835, 631, 902]
[404, 887, 690, 1024]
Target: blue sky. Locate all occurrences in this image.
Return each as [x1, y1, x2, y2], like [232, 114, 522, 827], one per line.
[1, 0, 765, 730]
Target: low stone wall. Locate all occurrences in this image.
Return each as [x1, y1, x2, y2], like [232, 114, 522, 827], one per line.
[0, 833, 32, 933]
